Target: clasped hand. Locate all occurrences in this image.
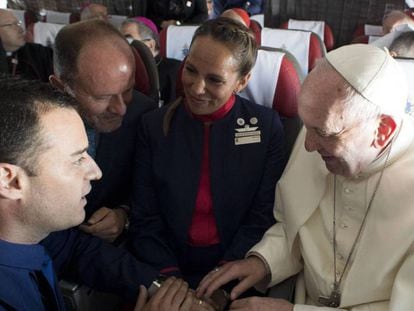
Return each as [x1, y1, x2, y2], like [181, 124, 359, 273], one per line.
[195, 257, 293, 311]
[79, 206, 127, 242]
[134, 277, 215, 311]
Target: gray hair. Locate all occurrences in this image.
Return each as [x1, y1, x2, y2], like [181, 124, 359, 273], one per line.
[122, 19, 160, 52]
[390, 31, 414, 58]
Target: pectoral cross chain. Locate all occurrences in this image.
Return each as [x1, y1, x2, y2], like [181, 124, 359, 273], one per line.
[318, 286, 341, 308]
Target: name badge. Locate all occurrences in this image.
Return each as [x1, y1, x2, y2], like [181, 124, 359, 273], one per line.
[234, 117, 261, 145]
[235, 135, 261, 145]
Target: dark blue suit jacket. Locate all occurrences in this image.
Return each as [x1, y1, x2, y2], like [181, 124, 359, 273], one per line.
[85, 91, 157, 217]
[128, 96, 286, 276]
[40, 229, 159, 302]
[0, 230, 159, 309]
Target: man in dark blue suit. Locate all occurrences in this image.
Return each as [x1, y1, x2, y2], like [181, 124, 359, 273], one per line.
[50, 19, 157, 243]
[0, 79, 214, 311]
[0, 80, 161, 310]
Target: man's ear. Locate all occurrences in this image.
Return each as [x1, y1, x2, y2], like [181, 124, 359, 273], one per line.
[0, 164, 25, 200]
[389, 50, 398, 58]
[373, 115, 397, 149]
[49, 75, 66, 92]
[234, 72, 252, 94]
[146, 39, 157, 57]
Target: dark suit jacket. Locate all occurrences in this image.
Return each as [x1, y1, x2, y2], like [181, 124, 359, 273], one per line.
[85, 90, 157, 217]
[4, 43, 54, 82]
[40, 228, 159, 301]
[213, 0, 264, 16]
[147, 0, 208, 28]
[157, 56, 182, 105]
[0, 40, 7, 75]
[128, 96, 286, 275]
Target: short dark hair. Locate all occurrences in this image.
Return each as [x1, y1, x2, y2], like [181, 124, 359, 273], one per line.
[389, 31, 414, 58]
[54, 19, 128, 84]
[190, 17, 257, 77]
[0, 78, 77, 175]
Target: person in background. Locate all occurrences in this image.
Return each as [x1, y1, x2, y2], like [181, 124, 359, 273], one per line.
[121, 17, 182, 104]
[80, 3, 109, 21]
[389, 30, 414, 57]
[146, 0, 208, 30]
[220, 8, 250, 27]
[207, 0, 214, 18]
[128, 18, 286, 291]
[50, 20, 157, 243]
[389, 31, 414, 117]
[197, 44, 414, 310]
[212, 0, 263, 18]
[382, 9, 414, 34]
[0, 9, 53, 82]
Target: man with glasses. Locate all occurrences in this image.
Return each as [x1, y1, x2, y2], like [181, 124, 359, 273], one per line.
[120, 17, 181, 104]
[0, 9, 53, 82]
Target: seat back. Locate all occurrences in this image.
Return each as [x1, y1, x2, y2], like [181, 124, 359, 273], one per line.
[353, 23, 383, 39]
[239, 47, 303, 154]
[31, 21, 65, 47]
[395, 57, 414, 116]
[69, 12, 80, 23]
[249, 19, 262, 43]
[159, 25, 199, 61]
[261, 27, 325, 75]
[351, 35, 381, 44]
[281, 19, 335, 51]
[45, 10, 71, 24]
[109, 15, 127, 28]
[250, 14, 264, 27]
[15, 10, 37, 43]
[351, 24, 383, 45]
[60, 280, 121, 311]
[130, 40, 160, 104]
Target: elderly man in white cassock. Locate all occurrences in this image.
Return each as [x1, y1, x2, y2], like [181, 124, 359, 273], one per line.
[196, 44, 414, 310]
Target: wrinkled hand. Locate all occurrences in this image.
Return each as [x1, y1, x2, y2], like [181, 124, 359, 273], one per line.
[134, 278, 215, 311]
[229, 297, 293, 311]
[196, 257, 269, 301]
[79, 207, 127, 242]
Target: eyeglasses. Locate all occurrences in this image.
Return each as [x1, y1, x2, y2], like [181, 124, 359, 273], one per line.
[0, 20, 23, 28]
[124, 34, 152, 43]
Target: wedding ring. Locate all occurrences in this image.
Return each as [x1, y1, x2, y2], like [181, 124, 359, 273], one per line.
[198, 299, 203, 305]
[213, 267, 220, 272]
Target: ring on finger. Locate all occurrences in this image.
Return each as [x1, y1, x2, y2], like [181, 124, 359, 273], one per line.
[198, 299, 203, 305]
